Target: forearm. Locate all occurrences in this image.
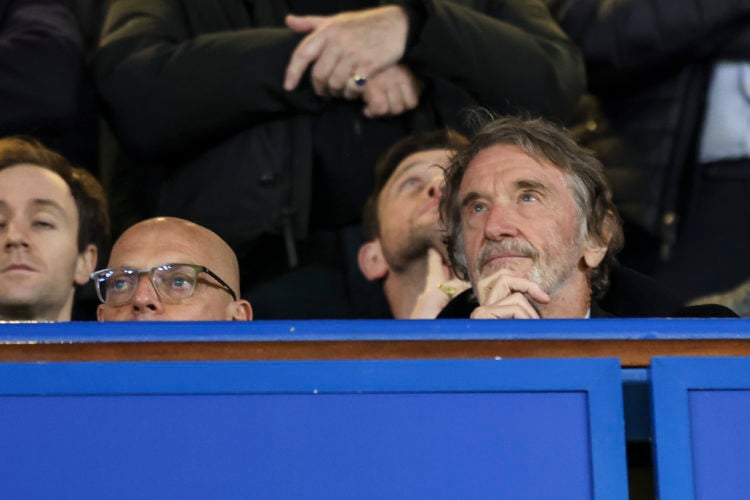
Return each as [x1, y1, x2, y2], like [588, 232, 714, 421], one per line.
[95, 0, 325, 161]
[406, 0, 586, 119]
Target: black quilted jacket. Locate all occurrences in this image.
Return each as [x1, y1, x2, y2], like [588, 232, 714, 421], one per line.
[547, 0, 750, 258]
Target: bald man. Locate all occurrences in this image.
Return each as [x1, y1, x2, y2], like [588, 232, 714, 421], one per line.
[93, 217, 252, 321]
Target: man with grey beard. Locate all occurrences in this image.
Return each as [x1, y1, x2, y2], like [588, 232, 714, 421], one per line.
[438, 115, 738, 319]
[440, 115, 626, 318]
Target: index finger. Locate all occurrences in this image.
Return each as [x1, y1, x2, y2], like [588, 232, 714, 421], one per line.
[478, 270, 550, 306]
[424, 248, 451, 287]
[284, 33, 327, 91]
[285, 14, 326, 33]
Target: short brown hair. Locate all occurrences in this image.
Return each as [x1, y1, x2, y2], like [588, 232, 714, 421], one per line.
[0, 136, 110, 254]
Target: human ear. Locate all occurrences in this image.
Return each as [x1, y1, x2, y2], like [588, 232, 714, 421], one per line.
[357, 240, 388, 281]
[74, 244, 98, 286]
[582, 214, 617, 269]
[582, 239, 608, 269]
[227, 299, 253, 321]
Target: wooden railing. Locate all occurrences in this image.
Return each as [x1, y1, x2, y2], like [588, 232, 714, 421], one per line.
[1, 319, 748, 367]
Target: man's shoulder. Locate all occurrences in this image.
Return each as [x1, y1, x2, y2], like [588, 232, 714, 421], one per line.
[669, 304, 739, 318]
[590, 302, 615, 318]
[599, 265, 681, 317]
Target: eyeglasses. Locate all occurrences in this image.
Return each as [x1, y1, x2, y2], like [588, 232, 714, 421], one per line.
[90, 263, 237, 306]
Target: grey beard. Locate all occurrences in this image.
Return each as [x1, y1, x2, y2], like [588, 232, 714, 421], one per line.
[474, 238, 576, 297]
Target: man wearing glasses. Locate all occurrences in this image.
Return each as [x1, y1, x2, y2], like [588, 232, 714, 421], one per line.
[93, 217, 253, 321]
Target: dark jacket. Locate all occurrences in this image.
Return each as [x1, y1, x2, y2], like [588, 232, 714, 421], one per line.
[95, 0, 585, 257]
[546, 0, 750, 258]
[437, 266, 739, 318]
[0, 0, 94, 167]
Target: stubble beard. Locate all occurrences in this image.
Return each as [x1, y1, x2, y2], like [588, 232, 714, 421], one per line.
[0, 300, 46, 321]
[383, 223, 445, 274]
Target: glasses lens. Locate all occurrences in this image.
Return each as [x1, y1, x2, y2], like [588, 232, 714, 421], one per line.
[99, 269, 139, 306]
[152, 264, 198, 302]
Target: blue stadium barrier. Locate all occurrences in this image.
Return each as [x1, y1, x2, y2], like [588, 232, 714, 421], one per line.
[0, 318, 746, 342]
[651, 356, 750, 500]
[2, 318, 748, 449]
[0, 358, 628, 500]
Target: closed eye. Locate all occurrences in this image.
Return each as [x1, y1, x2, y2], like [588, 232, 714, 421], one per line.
[399, 176, 424, 193]
[32, 220, 56, 229]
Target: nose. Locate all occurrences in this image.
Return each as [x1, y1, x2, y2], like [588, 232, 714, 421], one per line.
[483, 204, 519, 241]
[130, 274, 163, 315]
[426, 173, 444, 199]
[3, 220, 29, 250]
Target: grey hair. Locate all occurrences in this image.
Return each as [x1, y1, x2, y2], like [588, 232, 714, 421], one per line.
[440, 115, 623, 299]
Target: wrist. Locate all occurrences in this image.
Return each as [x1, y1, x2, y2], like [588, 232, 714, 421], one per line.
[390, 0, 427, 53]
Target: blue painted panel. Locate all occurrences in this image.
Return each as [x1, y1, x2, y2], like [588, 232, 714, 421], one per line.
[1, 393, 587, 499]
[0, 318, 747, 343]
[0, 359, 627, 500]
[689, 390, 750, 499]
[651, 357, 750, 500]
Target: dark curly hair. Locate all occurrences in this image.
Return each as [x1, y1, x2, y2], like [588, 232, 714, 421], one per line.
[440, 115, 623, 299]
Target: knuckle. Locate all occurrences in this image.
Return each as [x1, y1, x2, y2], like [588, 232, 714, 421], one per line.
[359, 56, 374, 73]
[297, 44, 315, 61]
[371, 96, 386, 112]
[311, 65, 327, 81]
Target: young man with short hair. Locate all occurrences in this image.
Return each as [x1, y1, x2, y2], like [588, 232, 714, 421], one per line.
[0, 137, 109, 321]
